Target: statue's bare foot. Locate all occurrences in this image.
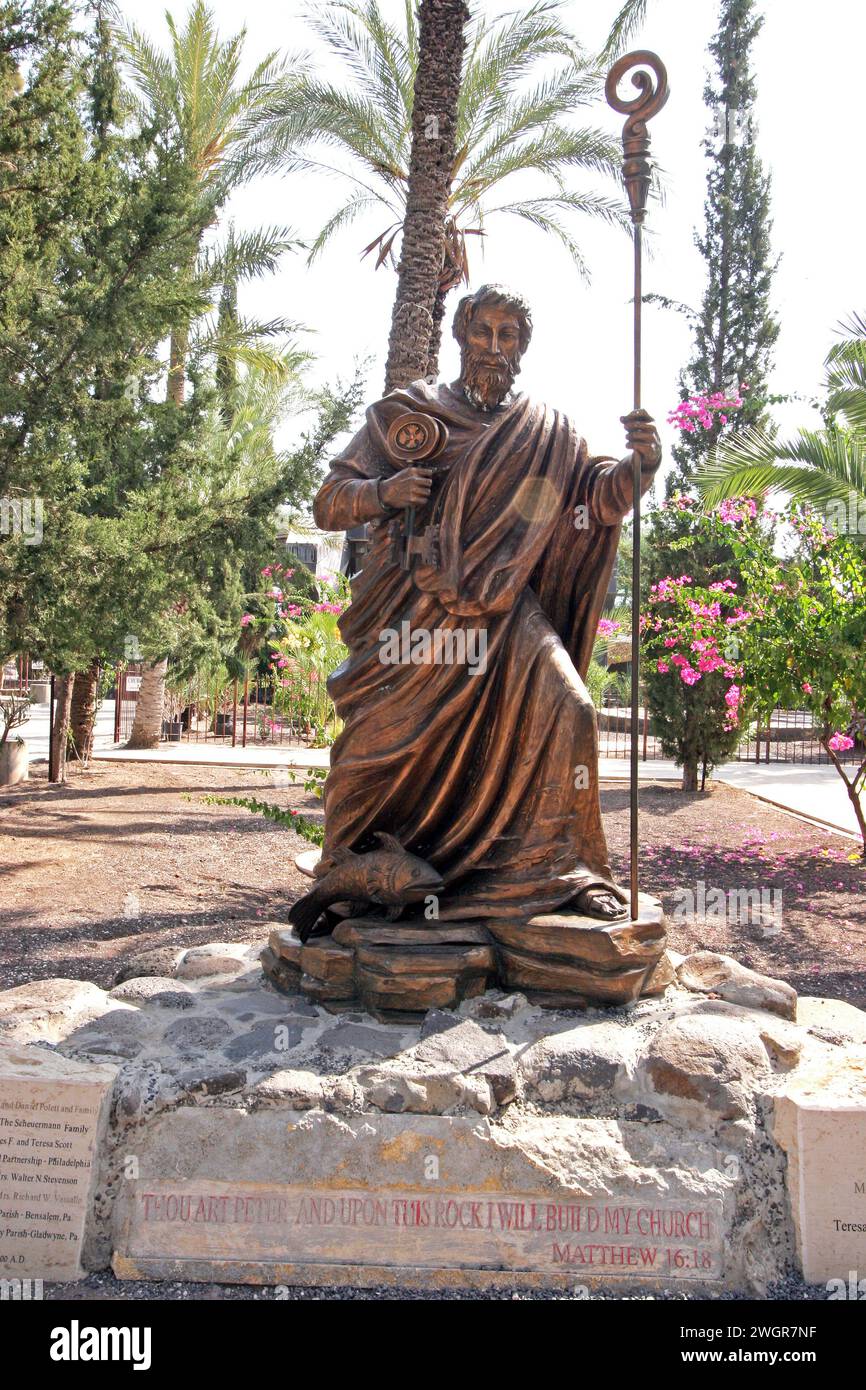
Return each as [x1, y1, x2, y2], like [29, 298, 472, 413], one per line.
[572, 886, 628, 921]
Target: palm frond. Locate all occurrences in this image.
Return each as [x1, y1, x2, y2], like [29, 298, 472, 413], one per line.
[489, 191, 631, 238]
[456, 68, 605, 186]
[194, 313, 311, 369]
[307, 193, 386, 263]
[118, 2, 287, 188]
[456, 126, 622, 206]
[199, 227, 303, 285]
[307, 1, 412, 136]
[825, 334, 866, 433]
[696, 425, 866, 511]
[494, 202, 591, 280]
[601, 0, 652, 60]
[240, 75, 407, 185]
[457, 1, 584, 149]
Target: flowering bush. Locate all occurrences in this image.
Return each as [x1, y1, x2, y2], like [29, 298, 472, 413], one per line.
[642, 568, 750, 734]
[641, 477, 754, 789]
[711, 502, 866, 855]
[240, 564, 350, 746]
[667, 386, 746, 434]
[642, 385, 754, 789]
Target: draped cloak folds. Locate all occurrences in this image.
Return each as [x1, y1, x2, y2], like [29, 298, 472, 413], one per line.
[312, 379, 654, 921]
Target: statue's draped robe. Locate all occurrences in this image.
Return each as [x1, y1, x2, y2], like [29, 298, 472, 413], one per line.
[313, 380, 651, 920]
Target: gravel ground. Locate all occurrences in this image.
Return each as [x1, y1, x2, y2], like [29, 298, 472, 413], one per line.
[1, 759, 863, 1004]
[43, 1270, 830, 1300]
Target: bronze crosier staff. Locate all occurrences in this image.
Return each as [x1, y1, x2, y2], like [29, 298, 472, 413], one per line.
[605, 50, 669, 922]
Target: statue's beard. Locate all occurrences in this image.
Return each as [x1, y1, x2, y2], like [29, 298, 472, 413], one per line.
[459, 350, 519, 411]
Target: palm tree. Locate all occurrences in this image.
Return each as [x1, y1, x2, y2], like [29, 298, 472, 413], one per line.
[696, 314, 866, 535]
[119, 2, 298, 747]
[119, 0, 290, 405]
[246, 0, 628, 385]
[385, 0, 469, 391]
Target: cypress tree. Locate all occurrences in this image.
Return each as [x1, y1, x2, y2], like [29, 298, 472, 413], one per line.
[642, 0, 778, 790]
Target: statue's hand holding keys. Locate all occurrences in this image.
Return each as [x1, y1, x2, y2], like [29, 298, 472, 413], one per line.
[379, 468, 434, 509]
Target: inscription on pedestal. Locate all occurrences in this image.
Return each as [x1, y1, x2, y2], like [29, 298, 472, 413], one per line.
[119, 1180, 723, 1282]
[0, 1045, 115, 1280]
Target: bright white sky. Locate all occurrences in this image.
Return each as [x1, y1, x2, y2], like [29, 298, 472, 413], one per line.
[119, 0, 866, 494]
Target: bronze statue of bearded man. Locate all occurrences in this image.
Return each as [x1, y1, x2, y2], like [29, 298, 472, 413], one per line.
[289, 283, 661, 943]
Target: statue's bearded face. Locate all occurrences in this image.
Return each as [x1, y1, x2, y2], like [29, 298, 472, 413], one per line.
[458, 304, 524, 411]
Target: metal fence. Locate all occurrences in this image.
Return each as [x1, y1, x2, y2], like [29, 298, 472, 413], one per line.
[113, 664, 335, 748]
[598, 698, 861, 766]
[14, 654, 863, 766]
[1, 654, 33, 692]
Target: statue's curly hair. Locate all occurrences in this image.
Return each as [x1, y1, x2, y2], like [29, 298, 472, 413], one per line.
[452, 284, 533, 355]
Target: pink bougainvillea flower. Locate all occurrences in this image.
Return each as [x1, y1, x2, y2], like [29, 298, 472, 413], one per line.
[679, 665, 701, 685]
[716, 497, 758, 525]
[828, 732, 855, 752]
[240, 613, 253, 627]
[801, 681, 813, 695]
[656, 660, 670, 673]
[597, 618, 621, 637]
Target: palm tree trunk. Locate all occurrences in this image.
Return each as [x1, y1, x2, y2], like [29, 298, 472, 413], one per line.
[49, 675, 75, 783]
[130, 326, 186, 746]
[127, 659, 168, 749]
[426, 284, 449, 382]
[384, 0, 468, 393]
[69, 660, 100, 761]
[167, 328, 187, 406]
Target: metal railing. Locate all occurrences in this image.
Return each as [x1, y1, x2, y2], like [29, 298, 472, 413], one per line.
[598, 698, 861, 766]
[113, 664, 336, 749]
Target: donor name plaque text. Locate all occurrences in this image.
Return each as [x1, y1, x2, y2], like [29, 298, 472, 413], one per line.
[119, 1181, 724, 1282]
[0, 1046, 116, 1281]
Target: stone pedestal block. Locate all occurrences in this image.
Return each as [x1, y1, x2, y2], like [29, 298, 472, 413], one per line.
[774, 1049, 866, 1284]
[0, 1043, 116, 1280]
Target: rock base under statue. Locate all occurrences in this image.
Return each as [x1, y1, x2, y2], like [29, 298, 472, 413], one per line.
[261, 895, 671, 1020]
[2, 941, 864, 1293]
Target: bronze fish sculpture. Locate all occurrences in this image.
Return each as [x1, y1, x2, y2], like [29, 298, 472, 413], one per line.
[288, 833, 445, 942]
